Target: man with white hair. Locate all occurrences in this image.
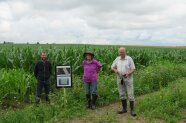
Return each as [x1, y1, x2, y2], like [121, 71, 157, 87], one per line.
[111, 47, 136, 116]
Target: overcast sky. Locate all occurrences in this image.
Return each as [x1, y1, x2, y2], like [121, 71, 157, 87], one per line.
[0, 0, 186, 45]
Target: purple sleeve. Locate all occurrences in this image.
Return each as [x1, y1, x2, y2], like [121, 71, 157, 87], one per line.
[95, 60, 102, 72]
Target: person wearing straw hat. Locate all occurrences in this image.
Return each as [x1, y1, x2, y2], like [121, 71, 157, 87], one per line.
[82, 51, 102, 110]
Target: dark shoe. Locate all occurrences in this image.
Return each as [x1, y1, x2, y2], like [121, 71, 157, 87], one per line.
[91, 94, 97, 110]
[130, 101, 137, 116]
[46, 95, 50, 103]
[118, 99, 127, 114]
[35, 97, 40, 104]
[131, 110, 137, 116]
[86, 94, 91, 108]
[118, 109, 127, 114]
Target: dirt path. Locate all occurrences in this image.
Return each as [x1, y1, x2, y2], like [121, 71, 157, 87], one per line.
[57, 94, 164, 123]
[55, 84, 186, 123]
[73, 101, 148, 123]
[180, 109, 186, 123]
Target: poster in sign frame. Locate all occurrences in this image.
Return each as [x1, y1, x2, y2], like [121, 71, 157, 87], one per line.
[55, 65, 72, 88]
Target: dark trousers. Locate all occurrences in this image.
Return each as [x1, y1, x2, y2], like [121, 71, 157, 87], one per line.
[36, 80, 50, 97]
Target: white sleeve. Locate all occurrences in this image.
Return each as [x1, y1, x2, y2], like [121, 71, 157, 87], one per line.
[129, 57, 135, 69]
[111, 57, 118, 69]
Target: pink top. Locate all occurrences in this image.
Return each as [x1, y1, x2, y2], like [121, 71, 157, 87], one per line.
[82, 59, 102, 82]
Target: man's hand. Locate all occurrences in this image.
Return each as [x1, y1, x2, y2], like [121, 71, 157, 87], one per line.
[124, 69, 135, 78]
[113, 69, 118, 74]
[123, 73, 130, 78]
[111, 67, 118, 74]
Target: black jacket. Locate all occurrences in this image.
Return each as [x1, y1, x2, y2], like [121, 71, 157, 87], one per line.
[34, 60, 52, 81]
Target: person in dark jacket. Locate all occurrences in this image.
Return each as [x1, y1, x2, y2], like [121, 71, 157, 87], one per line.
[34, 51, 52, 103]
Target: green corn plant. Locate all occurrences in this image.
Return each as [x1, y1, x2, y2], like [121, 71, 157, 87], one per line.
[0, 69, 35, 102]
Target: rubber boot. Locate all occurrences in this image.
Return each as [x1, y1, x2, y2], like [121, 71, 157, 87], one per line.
[86, 94, 91, 108]
[118, 99, 127, 114]
[91, 94, 97, 110]
[130, 101, 137, 116]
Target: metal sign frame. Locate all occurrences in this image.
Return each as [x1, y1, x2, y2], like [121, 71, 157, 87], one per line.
[55, 65, 72, 88]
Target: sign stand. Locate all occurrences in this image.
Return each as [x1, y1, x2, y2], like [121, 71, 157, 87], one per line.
[55, 65, 72, 107]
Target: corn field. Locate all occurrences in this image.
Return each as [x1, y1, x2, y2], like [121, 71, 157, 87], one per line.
[1, 44, 186, 73]
[0, 44, 186, 102]
[0, 44, 186, 123]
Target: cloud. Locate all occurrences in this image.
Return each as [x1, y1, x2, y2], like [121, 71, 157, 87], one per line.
[0, 0, 186, 45]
